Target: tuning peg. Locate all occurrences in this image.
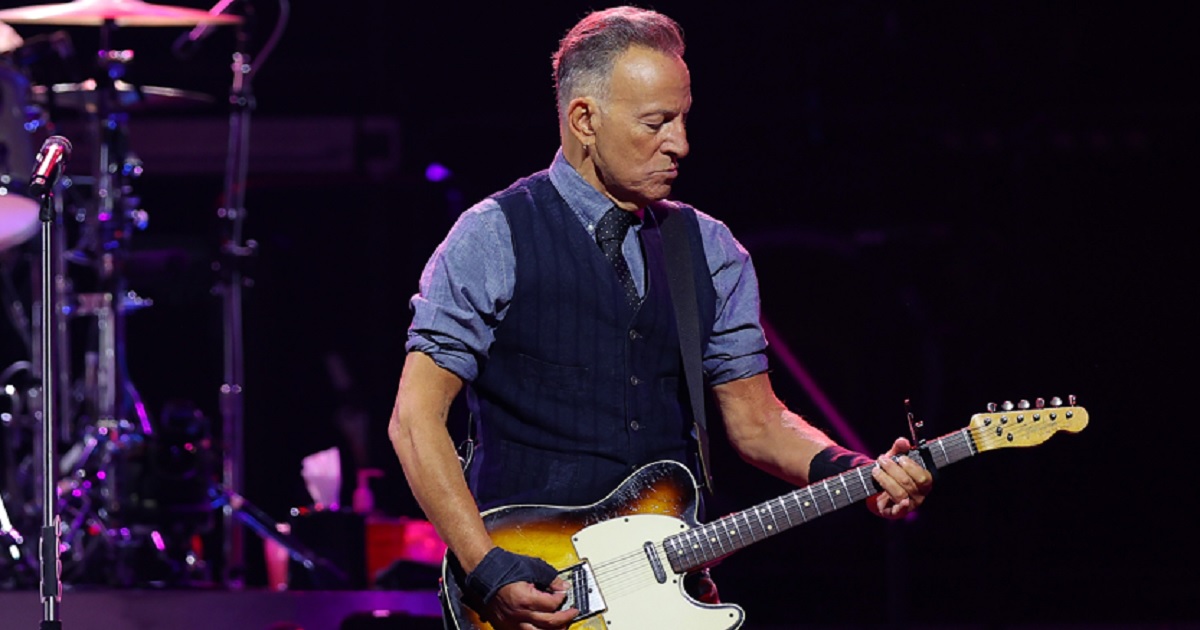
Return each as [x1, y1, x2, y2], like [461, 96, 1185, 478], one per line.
[1068, 394, 1077, 406]
[1017, 399, 1031, 410]
[1001, 400, 1014, 412]
[1050, 396, 1063, 407]
[986, 402, 997, 413]
[1035, 397, 1046, 409]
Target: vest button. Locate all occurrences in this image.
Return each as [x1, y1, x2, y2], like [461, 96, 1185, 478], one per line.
[630, 375, 641, 386]
[629, 329, 641, 340]
[630, 420, 641, 431]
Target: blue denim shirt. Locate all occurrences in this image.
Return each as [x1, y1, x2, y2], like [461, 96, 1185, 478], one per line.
[407, 149, 769, 385]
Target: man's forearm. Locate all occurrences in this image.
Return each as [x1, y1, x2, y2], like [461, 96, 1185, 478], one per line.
[389, 352, 495, 572]
[713, 373, 837, 486]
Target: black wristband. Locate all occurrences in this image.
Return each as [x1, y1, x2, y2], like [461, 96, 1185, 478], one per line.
[464, 547, 559, 605]
[809, 445, 873, 483]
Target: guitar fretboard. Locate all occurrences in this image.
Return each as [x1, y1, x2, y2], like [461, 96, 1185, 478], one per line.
[662, 430, 977, 573]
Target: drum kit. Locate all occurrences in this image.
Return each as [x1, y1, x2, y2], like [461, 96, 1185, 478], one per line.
[0, 0, 314, 598]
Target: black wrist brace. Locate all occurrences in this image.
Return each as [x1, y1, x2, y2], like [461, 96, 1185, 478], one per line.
[464, 547, 559, 604]
[808, 444, 873, 483]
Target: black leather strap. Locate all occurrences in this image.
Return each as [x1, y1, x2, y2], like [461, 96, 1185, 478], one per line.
[657, 203, 714, 493]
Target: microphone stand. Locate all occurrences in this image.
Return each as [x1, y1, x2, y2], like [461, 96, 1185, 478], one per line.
[36, 166, 65, 629]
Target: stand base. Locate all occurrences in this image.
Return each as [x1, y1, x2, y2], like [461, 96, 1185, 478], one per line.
[207, 485, 349, 586]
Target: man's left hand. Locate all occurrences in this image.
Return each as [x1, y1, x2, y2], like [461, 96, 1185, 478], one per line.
[868, 437, 934, 519]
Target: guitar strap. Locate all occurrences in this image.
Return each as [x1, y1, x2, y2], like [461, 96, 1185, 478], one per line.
[655, 202, 715, 494]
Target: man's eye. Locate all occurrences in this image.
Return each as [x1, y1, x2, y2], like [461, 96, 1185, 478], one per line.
[645, 121, 664, 131]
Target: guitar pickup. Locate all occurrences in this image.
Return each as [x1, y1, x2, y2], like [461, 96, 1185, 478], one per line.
[557, 561, 607, 622]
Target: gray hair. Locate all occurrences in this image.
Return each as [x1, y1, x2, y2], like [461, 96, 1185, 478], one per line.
[551, 6, 685, 119]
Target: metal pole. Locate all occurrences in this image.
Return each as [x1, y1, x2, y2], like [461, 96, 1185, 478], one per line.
[38, 181, 63, 630]
[218, 34, 255, 588]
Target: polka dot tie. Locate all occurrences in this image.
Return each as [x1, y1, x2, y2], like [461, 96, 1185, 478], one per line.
[595, 207, 641, 307]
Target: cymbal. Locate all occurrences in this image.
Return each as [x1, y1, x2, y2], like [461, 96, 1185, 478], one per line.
[0, 0, 243, 27]
[33, 79, 214, 111]
[0, 191, 40, 253]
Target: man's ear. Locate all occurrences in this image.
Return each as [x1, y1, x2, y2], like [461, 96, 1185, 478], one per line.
[567, 96, 599, 147]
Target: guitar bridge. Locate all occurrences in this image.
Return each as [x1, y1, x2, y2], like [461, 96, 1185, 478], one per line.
[557, 561, 607, 622]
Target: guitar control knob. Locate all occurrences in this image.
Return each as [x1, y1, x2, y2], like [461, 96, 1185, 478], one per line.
[986, 402, 997, 413]
[1050, 396, 1063, 407]
[1001, 401, 1014, 412]
[1035, 397, 1046, 409]
[1017, 399, 1031, 410]
[1068, 394, 1077, 406]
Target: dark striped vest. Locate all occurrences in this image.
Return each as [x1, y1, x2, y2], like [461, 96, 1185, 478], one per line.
[466, 170, 716, 510]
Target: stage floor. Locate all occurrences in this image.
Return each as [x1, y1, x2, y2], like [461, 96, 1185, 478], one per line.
[4, 588, 1199, 630]
[0, 587, 443, 630]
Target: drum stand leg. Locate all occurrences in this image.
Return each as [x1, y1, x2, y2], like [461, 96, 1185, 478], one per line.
[0, 475, 38, 585]
[207, 484, 348, 586]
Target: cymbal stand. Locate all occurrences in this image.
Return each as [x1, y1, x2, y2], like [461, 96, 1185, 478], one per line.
[213, 8, 255, 587]
[210, 0, 297, 587]
[50, 21, 156, 586]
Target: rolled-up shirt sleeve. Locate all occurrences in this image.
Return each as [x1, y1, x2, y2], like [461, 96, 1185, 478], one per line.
[406, 199, 514, 382]
[695, 210, 770, 385]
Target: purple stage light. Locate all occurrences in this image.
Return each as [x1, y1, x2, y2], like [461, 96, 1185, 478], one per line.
[425, 162, 452, 183]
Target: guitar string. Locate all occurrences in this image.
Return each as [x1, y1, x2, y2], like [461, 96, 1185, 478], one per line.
[584, 549, 661, 598]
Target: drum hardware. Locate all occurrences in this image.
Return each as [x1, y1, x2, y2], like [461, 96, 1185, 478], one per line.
[1, 0, 326, 599]
[2, 370, 39, 589]
[0, 0, 244, 28]
[211, 0, 291, 588]
[32, 80, 215, 113]
[0, 62, 40, 254]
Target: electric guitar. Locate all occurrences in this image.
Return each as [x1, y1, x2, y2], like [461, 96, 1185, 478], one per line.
[442, 398, 1088, 630]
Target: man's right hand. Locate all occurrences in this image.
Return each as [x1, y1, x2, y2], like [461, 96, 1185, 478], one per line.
[464, 547, 578, 629]
[486, 577, 578, 629]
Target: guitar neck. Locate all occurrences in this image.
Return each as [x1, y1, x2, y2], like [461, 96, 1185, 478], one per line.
[663, 429, 978, 573]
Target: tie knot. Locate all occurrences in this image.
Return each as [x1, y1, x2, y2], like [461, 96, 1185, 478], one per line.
[596, 207, 637, 245]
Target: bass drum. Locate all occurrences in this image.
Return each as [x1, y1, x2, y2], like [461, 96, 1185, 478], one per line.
[0, 60, 38, 253]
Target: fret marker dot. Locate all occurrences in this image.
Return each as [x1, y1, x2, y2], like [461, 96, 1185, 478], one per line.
[804, 501, 811, 507]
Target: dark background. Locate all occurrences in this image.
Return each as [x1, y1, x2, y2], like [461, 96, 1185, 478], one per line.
[0, 0, 1194, 627]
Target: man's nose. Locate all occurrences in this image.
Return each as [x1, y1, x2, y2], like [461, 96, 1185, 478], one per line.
[665, 122, 689, 160]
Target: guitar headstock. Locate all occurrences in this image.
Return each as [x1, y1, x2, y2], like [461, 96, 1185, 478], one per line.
[968, 396, 1088, 452]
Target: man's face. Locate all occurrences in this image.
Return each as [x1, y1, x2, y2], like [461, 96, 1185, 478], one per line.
[590, 46, 691, 209]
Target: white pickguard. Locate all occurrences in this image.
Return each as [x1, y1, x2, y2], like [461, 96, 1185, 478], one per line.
[572, 514, 745, 630]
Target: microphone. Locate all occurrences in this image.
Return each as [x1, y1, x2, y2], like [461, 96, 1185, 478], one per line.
[28, 136, 73, 198]
[172, 0, 239, 60]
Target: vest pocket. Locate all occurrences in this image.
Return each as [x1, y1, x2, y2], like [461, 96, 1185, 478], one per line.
[517, 353, 590, 393]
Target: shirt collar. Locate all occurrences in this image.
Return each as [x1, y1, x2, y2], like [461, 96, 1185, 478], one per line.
[548, 148, 643, 229]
